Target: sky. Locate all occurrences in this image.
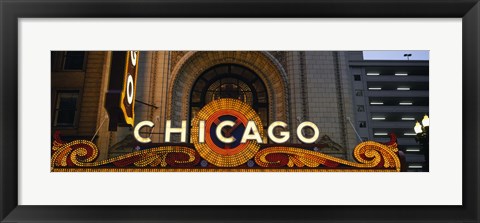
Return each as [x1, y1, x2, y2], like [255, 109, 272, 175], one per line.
[363, 50, 429, 61]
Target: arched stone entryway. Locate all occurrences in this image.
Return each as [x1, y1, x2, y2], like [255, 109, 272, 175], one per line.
[166, 51, 289, 128]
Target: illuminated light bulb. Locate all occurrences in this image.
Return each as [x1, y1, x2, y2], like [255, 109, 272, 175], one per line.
[414, 122, 423, 134]
[422, 114, 429, 127]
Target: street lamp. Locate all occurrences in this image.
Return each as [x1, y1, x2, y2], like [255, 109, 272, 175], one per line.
[404, 53, 412, 60]
[414, 114, 429, 171]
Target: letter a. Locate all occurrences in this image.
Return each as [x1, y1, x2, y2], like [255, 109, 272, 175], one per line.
[241, 121, 263, 143]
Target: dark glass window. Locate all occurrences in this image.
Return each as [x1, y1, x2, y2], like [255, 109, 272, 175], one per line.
[359, 121, 366, 128]
[190, 64, 269, 136]
[63, 51, 85, 70]
[354, 75, 361, 81]
[191, 64, 268, 113]
[357, 105, 364, 112]
[355, 89, 363, 96]
[54, 91, 79, 127]
[205, 78, 253, 105]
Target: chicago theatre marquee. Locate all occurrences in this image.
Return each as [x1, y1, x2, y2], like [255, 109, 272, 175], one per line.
[51, 51, 429, 172]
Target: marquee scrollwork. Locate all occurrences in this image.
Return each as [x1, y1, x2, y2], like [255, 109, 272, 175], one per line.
[51, 132, 401, 172]
[254, 141, 400, 171]
[51, 132, 200, 171]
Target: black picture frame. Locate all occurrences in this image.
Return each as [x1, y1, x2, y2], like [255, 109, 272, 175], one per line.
[1, 0, 479, 222]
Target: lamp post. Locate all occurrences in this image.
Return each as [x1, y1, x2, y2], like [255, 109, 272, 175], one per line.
[414, 114, 429, 171]
[404, 53, 412, 60]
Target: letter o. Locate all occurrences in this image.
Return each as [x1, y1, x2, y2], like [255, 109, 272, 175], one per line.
[126, 74, 134, 104]
[297, 121, 320, 144]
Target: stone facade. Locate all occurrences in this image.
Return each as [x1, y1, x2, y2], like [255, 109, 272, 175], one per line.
[53, 51, 359, 161]
[51, 51, 108, 138]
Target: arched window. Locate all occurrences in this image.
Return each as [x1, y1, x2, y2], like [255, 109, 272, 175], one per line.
[190, 64, 268, 127]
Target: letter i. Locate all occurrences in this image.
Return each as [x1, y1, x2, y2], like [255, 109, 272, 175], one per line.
[199, 120, 205, 143]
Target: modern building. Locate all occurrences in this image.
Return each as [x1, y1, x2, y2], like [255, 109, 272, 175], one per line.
[51, 51, 428, 171]
[347, 51, 429, 171]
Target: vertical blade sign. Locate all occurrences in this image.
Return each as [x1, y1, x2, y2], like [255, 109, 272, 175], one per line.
[120, 51, 139, 126]
[105, 51, 139, 131]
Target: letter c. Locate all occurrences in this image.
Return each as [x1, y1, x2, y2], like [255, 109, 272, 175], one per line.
[134, 121, 154, 143]
[216, 120, 236, 143]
